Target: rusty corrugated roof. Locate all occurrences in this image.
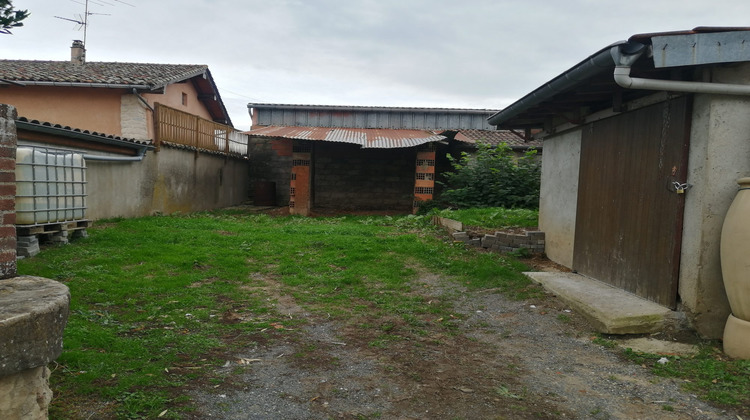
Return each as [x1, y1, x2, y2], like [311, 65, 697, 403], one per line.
[457, 129, 543, 149]
[246, 126, 446, 149]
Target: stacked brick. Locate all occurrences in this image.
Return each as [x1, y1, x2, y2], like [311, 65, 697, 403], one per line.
[413, 144, 436, 214]
[289, 141, 312, 216]
[0, 105, 17, 278]
[452, 230, 546, 254]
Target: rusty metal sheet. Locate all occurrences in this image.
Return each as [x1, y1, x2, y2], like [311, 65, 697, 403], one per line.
[246, 126, 446, 149]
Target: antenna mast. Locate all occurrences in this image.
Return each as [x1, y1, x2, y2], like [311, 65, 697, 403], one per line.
[55, 0, 131, 59]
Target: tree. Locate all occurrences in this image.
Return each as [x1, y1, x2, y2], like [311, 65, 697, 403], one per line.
[437, 142, 541, 209]
[1, 0, 29, 34]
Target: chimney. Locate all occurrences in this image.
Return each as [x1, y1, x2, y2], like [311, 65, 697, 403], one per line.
[70, 40, 85, 65]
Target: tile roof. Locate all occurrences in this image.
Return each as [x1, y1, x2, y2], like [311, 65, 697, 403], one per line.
[246, 126, 446, 149]
[0, 60, 208, 89]
[457, 129, 542, 149]
[16, 116, 153, 149]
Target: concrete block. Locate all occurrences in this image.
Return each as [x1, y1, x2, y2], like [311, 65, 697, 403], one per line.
[16, 236, 38, 246]
[49, 232, 68, 244]
[16, 244, 39, 258]
[452, 232, 469, 242]
[481, 234, 496, 248]
[524, 272, 672, 334]
[468, 239, 481, 247]
[527, 231, 545, 240]
[72, 229, 88, 239]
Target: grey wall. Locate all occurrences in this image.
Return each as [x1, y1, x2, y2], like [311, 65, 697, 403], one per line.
[18, 141, 249, 220]
[679, 63, 750, 338]
[538, 130, 582, 267]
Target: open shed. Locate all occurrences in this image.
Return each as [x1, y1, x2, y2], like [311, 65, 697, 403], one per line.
[247, 104, 539, 215]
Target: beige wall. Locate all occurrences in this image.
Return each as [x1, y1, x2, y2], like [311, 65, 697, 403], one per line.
[538, 130, 582, 267]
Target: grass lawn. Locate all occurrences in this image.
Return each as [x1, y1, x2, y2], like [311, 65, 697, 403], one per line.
[18, 211, 537, 418]
[17, 209, 749, 418]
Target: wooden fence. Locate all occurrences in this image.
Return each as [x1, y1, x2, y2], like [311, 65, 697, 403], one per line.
[154, 103, 248, 156]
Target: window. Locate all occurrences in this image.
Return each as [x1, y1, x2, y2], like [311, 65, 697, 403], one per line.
[181, 92, 188, 106]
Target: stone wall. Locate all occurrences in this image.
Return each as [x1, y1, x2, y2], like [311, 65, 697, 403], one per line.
[313, 142, 415, 211]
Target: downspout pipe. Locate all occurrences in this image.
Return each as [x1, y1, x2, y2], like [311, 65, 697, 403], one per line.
[611, 42, 750, 95]
[132, 88, 155, 112]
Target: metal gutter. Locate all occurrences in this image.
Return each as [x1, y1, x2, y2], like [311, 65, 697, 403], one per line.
[132, 88, 155, 112]
[487, 41, 626, 126]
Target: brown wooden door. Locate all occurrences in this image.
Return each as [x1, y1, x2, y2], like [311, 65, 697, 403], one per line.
[572, 96, 691, 308]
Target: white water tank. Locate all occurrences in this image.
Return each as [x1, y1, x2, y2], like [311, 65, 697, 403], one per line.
[16, 147, 87, 225]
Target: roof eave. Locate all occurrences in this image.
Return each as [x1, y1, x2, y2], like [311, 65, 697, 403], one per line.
[15, 118, 154, 152]
[487, 41, 625, 127]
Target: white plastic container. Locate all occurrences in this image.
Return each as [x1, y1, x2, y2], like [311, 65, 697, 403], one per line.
[15, 147, 87, 225]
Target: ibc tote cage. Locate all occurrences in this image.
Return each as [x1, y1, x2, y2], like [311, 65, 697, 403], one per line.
[15, 146, 87, 226]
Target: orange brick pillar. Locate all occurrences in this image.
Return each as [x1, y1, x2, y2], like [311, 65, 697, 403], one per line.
[0, 104, 17, 278]
[413, 144, 436, 214]
[289, 141, 312, 216]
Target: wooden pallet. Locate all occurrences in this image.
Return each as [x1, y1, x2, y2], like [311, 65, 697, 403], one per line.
[17, 220, 91, 236]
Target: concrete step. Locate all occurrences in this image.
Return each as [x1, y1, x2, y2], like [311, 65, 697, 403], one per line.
[524, 272, 676, 334]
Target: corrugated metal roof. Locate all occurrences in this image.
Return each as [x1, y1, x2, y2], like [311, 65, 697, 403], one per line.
[246, 126, 446, 149]
[249, 103, 498, 130]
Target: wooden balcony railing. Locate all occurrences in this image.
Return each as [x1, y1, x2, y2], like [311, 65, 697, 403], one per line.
[154, 103, 248, 156]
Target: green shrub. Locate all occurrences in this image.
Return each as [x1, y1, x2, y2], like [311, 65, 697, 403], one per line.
[438, 143, 541, 209]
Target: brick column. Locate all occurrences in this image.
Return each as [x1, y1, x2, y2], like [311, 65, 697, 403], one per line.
[289, 141, 312, 216]
[0, 105, 17, 278]
[413, 144, 436, 214]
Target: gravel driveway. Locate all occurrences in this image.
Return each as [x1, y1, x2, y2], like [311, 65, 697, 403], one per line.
[188, 272, 740, 419]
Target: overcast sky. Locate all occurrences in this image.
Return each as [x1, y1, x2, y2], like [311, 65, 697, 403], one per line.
[2, 0, 750, 130]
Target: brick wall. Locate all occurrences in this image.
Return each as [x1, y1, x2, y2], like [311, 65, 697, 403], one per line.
[313, 142, 415, 211]
[0, 105, 17, 278]
[248, 137, 292, 205]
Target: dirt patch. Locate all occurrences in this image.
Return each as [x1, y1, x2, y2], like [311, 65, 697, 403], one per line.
[187, 272, 739, 419]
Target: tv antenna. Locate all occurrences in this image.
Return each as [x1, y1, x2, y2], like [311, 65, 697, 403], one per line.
[54, 0, 134, 53]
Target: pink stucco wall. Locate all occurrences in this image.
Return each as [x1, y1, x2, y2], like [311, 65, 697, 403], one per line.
[1, 81, 214, 139]
[143, 82, 212, 121]
[2, 86, 124, 135]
